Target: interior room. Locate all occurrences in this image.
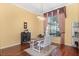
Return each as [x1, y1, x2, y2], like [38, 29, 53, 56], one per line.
[0, 3, 79, 56]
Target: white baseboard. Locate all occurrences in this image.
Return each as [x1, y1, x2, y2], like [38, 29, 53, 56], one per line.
[0, 42, 72, 49]
[0, 43, 21, 49]
[52, 42, 72, 47]
[65, 43, 72, 47]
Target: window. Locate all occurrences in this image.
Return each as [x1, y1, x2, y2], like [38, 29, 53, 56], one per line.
[48, 16, 60, 37]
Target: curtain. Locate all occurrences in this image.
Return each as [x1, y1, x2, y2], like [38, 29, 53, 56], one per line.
[58, 7, 66, 44]
[57, 11, 65, 44]
[44, 13, 48, 34]
[44, 6, 66, 45]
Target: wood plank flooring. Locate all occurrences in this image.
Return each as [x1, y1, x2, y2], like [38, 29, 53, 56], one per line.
[0, 43, 79, 56]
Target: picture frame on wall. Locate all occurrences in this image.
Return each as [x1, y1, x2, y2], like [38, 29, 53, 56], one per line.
[24, 22, 27, 29]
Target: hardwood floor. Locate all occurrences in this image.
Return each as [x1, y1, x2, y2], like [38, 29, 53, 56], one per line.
[0, 43, 79, 56]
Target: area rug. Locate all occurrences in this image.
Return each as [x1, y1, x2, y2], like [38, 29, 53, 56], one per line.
[24, 45, 57, 56]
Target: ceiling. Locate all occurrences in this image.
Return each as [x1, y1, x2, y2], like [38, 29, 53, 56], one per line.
[15, 3, 67, 15]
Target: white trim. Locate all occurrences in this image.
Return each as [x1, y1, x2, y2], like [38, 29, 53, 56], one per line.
[52, 41, 72, 47]
[0, 43, 21, 49]
[65, 43, 72, 47]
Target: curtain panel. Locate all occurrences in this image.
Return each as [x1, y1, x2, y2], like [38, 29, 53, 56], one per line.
[43, 6, 66, 44]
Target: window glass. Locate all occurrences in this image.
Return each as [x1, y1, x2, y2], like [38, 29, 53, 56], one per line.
[48, 16, 60, 36]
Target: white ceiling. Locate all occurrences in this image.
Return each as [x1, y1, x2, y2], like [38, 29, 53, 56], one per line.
[15, 3, 67, 15]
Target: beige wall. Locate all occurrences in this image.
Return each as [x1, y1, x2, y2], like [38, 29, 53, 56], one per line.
[0, 4, 43, 49]
[65, 4, 79, 46]
[52, 37, 61, 44]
